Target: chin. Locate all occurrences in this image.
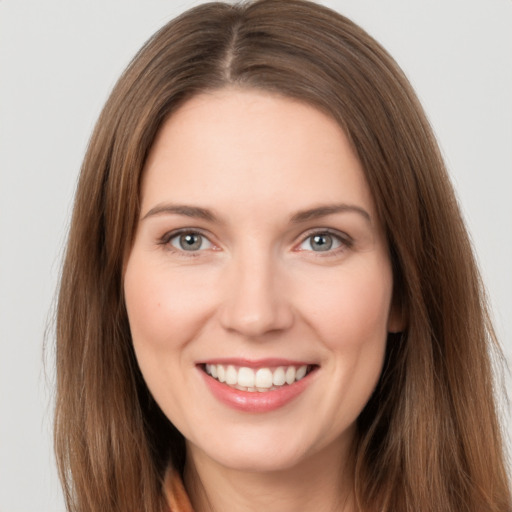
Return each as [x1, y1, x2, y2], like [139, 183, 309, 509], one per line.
[187, 423, 346, 475]
[207, 447, 307, 473]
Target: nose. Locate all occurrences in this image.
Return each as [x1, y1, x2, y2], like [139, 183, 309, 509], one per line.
[219, 251, 294, 338]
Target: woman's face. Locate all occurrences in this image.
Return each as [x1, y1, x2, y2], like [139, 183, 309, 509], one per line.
[124, 89, 400, 473]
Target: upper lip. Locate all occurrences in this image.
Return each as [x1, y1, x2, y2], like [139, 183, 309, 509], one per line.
[197, 357, 317, 368]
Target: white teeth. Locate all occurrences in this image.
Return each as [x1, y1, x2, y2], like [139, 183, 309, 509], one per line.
[225, 365, 237, 385]
[296, 365, 307, 380]
[205, 363, 312, 391]
[255, 368, 273, 389]
[238, 367, 255, 387]
[285, 366, 296, 385]
[272, 367, 286, 386]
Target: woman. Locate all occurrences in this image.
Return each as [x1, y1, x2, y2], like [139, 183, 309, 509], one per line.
[54, 1, 512, 511]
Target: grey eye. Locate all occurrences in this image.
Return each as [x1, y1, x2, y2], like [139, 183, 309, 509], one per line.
[299, 233, 343, 252]
[170, 232, 212, 251]
[310, 234, 333, 251]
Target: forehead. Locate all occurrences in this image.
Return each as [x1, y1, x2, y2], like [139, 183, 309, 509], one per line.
[141, 88, 375, 219]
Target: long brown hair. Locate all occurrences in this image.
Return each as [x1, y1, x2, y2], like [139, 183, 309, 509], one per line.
[55, 1, 511, 511]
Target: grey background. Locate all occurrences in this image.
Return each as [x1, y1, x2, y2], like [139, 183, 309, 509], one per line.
[0, 0, 511, 510]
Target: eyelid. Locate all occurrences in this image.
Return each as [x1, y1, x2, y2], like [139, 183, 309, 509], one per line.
[294, 228, 353, 254]
[159, 228, 218, 254]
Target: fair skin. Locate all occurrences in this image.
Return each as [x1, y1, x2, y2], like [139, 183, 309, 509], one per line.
[124, 88, 400, 512]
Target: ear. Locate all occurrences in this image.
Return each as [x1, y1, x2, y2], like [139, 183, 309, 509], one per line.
[387, 294, 405, 334]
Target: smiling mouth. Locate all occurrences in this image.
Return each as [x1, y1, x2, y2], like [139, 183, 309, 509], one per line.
[202, 363, 316, 392]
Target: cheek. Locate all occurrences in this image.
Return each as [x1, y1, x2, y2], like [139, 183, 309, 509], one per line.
[300, 262, 393, 349]
[124, 269, 171, 353]
[124, 256, 214, 353]
[123, 253, 217, 423]
[298, 262, 392, 428]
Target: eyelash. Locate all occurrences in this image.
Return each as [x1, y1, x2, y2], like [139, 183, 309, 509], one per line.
[158, 228, 353, 257]
[158, 228, 214, 257]
[296, 228, 353, 256]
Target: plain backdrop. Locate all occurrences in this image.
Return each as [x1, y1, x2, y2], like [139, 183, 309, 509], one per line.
[0, 0, 511, 510]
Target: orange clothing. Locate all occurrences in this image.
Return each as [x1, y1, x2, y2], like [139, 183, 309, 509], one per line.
[164, 468, 195, 512]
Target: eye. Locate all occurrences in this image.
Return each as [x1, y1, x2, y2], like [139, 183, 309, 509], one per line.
[298, 232, 346, 252]
[169, 232, 213, 252]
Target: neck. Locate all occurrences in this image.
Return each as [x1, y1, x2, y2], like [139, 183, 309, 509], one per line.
[183, 439, 356, 512]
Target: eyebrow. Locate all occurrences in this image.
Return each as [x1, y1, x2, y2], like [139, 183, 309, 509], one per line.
[141, 202, 371, 224]
[141, 204, 218, 222]
[290, 204, 371, 224]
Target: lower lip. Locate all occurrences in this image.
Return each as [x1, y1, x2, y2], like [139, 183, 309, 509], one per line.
[200, 367, 316, 413]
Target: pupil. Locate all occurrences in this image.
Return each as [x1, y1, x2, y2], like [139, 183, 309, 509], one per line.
[180, 233, 201, 250]
[312, 234, 332, 251]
